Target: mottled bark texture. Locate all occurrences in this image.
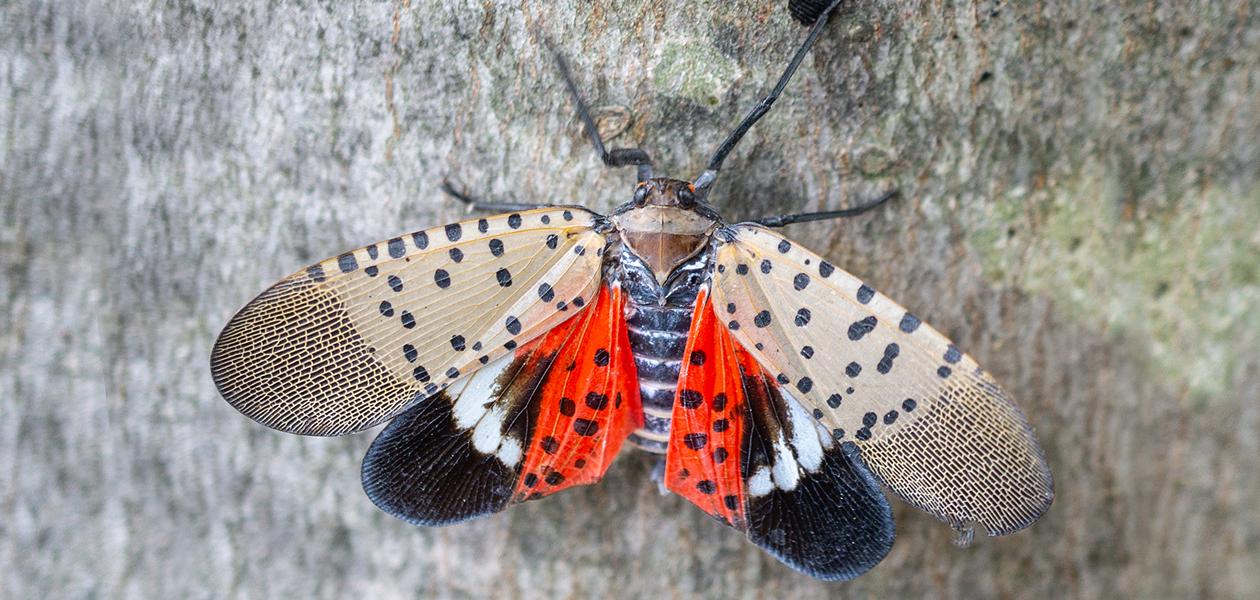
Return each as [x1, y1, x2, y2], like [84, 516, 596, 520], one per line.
[3, 1, 1258, 598]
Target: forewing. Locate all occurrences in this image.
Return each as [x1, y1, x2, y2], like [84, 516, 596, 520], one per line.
[666, 287, 894, 581]
[711, 224, 1053, 535]
[361, 284, 642, 525]
[211, 208, 606, 436]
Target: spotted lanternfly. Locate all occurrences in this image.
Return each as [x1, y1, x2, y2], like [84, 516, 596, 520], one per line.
[211, 1, 1053, 581]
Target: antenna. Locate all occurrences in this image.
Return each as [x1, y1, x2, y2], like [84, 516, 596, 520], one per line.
[693, 0, 845, 197]
[545, 39, 655, 182]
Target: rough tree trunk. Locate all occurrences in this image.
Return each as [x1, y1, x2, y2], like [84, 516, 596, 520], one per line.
[3, 1, 1258, 598]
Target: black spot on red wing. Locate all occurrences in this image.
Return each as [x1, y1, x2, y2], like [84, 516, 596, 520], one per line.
[593, 348, 610, 366]
[899, 312, 921, 333]
[496, 268, 513, 287]
[794, 308, 811, 326]
[523, 473, 538, 488]
[379, 301, 394, 317]
[856, 284, 874, 304]
[793, 273, 811, 290]
[585, 392, 609, 410]
[412, 366, 430, 382]
[724, 494, 739, 510]
[338, 253, 358, 273]
[559, 397, 576, 417]
[819, 261, 835, 277]
[445, 223, 462, 242]
[388, 275, 404, 292]
[711, 393, 727, 411]
[713, 419, 730, 432]
[690, 350, 706, 366]
[574, 458, 585, 468]
[684, 433, 708, 450]
[400, 311, 415, 328]
[388, 237, 406, 258]
[477, 218, 489, 233]
[434, 269, 451, 288]
[713, 448, 729, 463]
[538, 283, 555, 302]
[306, 265, 326, 281]
[540, 436, 559, 454]
[679, 389, 703, 409]
[412, 231, 429, 249]
[696, 480, 717, 494]
[450, 335, 466, 351]
[573, 418, 599, 436]
[545, 471, 565, 486]
[847, 316, 877, 340]
[777, 239, 791, 253]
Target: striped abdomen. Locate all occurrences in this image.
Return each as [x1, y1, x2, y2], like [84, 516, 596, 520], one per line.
[618, 247, 709, 453]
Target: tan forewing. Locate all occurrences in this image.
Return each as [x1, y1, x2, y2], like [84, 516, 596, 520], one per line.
[710, 224, 1053, 535]
[211, 208, 606, 436]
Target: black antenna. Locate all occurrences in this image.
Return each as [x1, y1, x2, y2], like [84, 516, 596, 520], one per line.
[545, 39, 655, 182]
[693, 0, 844, 197]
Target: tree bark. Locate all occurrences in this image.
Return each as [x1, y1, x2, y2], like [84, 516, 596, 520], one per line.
[3, 1, 1258, 597]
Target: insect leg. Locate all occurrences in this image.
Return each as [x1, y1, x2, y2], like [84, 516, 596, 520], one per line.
[545, 40, 655, 182]
[440, 180, 554, 212]
[694, 0, 845, 197]
[744, 189, 897, 227]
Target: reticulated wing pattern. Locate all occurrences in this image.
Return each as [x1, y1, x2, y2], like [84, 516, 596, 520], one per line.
[710, 224, 1053, 535]
[211, 208, 606, 436]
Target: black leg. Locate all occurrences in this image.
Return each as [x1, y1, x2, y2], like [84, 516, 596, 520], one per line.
[745, 189, 897, 227]
[694, 0, 845, 197]
[545, 39, 655, 181]
[440, 180, 554, 212]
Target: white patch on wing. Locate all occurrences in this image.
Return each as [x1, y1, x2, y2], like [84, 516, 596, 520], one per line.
[783, 391, 825, 472]
[748, 466, 774, 497]
[496, 435, 523, 467]
[771, 435, 800, 491]
[471, 407, 504, 454]
[450, 353, 511, 429]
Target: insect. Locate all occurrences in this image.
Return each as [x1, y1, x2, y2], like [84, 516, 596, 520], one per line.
[211, 1, 1053, 581]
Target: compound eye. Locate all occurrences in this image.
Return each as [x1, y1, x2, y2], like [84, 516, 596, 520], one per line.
[633, 185, 649, 207]
[677, 185, 696, 209]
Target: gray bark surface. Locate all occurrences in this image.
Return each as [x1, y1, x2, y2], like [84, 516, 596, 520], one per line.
[3, 1, 1258, 598]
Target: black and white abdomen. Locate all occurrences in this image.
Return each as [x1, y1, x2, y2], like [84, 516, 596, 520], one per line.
[619, 247, 710, 453]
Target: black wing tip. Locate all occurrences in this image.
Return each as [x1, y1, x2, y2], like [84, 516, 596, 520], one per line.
[788, 0, 837, 26]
